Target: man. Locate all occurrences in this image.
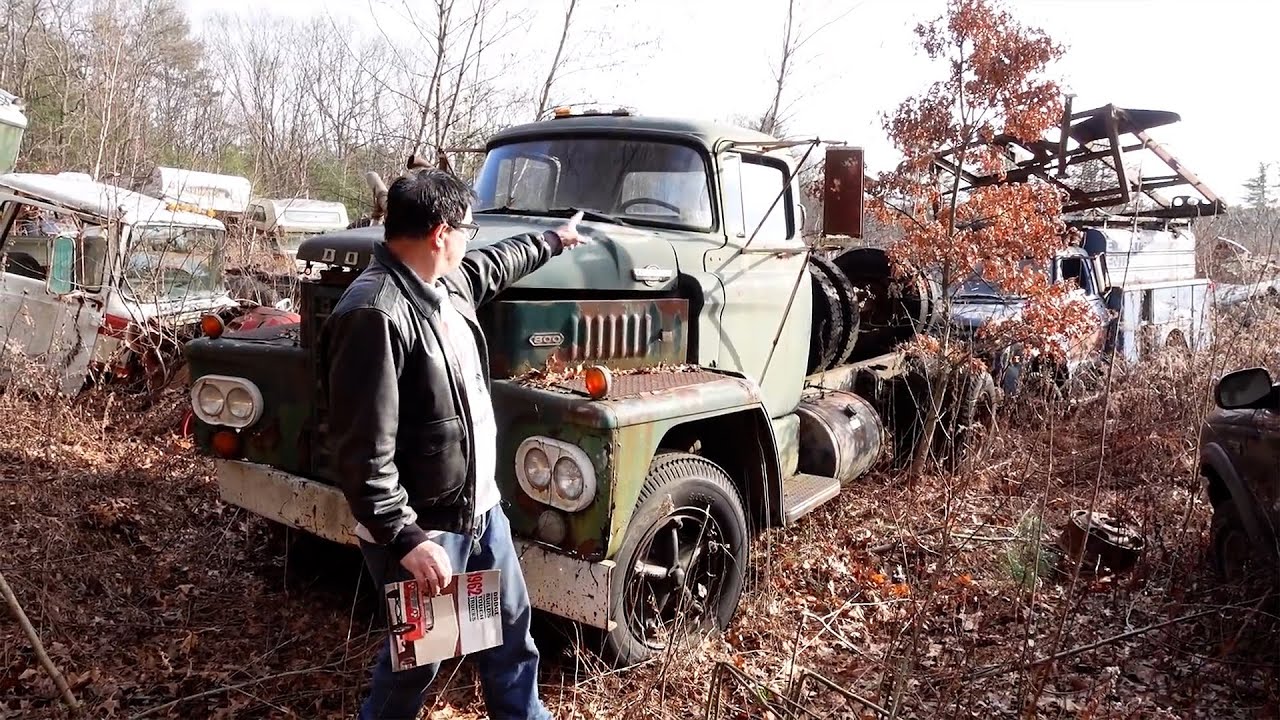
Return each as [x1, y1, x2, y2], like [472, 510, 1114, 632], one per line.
[320, 168, 585, 720]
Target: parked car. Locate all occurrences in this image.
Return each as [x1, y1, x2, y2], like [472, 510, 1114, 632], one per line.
[1199, 365, 1280, 581]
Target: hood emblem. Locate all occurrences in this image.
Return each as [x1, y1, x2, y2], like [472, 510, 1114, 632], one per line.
[633, 265, 673, 287]
[529, 332, 565, 348]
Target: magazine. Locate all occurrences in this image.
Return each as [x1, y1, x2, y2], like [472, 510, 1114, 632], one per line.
[383, 569, 503, 671]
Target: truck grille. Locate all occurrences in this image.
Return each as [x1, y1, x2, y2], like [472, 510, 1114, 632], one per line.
[571, 310, 656, 361]
[481, 298, 689, 377]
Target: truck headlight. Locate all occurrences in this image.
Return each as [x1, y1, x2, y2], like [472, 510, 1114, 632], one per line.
[553, 457, 585, 501]
[515, 436, 596, 513]
[190, 375, 264, 429]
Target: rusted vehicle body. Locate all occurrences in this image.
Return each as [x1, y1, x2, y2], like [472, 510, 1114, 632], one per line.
[941, 100, 1225, 396]
[1199, 366, 1280, 580]
[0, 172, 236, 392]
[183, 110, 991, 666]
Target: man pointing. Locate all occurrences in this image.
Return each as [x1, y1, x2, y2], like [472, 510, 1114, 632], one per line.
[320, 168, 585, 720]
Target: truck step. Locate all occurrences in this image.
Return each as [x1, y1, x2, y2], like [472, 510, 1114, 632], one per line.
[782, 473, 842, 525]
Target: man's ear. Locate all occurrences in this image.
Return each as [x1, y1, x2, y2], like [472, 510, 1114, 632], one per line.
[428, 222, 448, 249]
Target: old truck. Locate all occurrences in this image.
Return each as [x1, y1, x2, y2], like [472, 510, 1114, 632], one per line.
[0, 89, 26, 175]
[183, 111, 987, 666]
[941, 101, 1225, 397]
[0, 172, 238, 393]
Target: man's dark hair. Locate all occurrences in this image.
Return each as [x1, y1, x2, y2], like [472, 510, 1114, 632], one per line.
[384, 169, 477, 242]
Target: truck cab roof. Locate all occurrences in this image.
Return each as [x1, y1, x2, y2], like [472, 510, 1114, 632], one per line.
[0, 172, 227, 229]
[488, 114, 779, 154]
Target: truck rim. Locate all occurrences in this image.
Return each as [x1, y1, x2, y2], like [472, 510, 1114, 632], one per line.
[621, 502, 730, 651]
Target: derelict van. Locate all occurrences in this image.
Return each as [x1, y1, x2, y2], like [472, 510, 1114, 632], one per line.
[0, 172, 235, 393]
[245, 197, 349, 258]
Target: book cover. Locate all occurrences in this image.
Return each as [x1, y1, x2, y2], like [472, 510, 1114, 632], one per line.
[383, 569, 503, 671]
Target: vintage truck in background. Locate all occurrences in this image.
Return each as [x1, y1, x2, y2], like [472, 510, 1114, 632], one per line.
[941, 101, 1226, 397]
[0, 89, 26, 175]
[0, 171, 240, 393]
[182, 110, 997, 667]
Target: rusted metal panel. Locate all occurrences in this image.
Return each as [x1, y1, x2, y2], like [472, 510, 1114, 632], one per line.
[822, 146, 864, 238]
[216, 459, 358, 545]
[515, 541, 615, 630]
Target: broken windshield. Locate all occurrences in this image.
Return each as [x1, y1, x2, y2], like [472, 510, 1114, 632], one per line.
[122, 224, 226, 305]
[474, 138, 714, 231]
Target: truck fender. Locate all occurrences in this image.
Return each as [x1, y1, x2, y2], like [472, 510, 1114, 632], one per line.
[603, 376, 783, 557]
[1200, 441, 1268, 548]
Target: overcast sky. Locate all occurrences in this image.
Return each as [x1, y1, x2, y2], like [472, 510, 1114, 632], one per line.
[182, 0, 1277, 205]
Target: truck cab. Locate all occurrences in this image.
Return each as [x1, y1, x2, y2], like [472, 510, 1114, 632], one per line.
[0, 172, 235, 393]
[1199, 366, 1280, 584]
[184, 111, 961, 665]
[245, 197, 350, 261]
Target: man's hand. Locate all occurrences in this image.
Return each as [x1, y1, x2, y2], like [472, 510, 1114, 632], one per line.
[399, 540, 453, 595]
[552, 210, 588, 249]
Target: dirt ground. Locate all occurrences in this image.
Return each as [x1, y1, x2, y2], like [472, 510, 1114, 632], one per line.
[2, 328, 1278, 719]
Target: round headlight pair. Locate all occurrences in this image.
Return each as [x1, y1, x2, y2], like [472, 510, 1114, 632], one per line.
[197, 383, 255, 420]
[521, 447, 585, 501]
[189, 375, 264, 428]
[516, 437, 597, 512]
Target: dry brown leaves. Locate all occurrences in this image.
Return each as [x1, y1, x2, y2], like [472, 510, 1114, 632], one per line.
[3, 311, 1280, 718]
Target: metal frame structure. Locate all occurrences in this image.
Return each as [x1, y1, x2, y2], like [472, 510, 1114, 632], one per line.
[933, 97, 1227, 220]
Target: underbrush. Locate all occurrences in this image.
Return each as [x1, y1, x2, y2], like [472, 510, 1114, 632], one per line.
[1, 305, 1278, 719]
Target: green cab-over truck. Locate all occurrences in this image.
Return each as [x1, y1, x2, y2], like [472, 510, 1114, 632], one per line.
[184, 111, 987, 665]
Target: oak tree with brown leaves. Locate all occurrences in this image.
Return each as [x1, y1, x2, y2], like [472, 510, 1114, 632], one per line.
[871, 0, 1096, 474]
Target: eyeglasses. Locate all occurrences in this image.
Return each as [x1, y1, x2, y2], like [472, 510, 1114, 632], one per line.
[450, 221, 480, 242]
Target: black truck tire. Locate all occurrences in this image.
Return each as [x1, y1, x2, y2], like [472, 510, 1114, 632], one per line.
[807, 265, 846, 373]
[808, 254, 862, 367]
[602, 452, 749, 667]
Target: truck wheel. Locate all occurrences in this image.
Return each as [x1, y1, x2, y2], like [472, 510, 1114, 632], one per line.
[807, 265, 845, 373]
[1210, 500, 1254, 582]
[808, 255, 861, 366]
[603, 452, 749, 667]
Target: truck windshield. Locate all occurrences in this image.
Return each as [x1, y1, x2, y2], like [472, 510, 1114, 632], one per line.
[474, 138, 714, 231]
[122, 225, 226, 304]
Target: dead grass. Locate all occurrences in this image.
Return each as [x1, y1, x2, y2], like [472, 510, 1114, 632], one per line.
[2, 301, 1279, 719]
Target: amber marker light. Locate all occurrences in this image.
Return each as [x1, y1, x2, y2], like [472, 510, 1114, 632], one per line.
[211, 430, 241, 458]
[200, 313, 225, 339]
[582, 365, 612, 399]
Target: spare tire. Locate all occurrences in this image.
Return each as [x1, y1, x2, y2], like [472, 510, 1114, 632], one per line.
[808, 254, 862, 367]
[807, 264, 845, 373]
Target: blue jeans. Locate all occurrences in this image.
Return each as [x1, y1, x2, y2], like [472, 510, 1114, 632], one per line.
[357, 505, 552, 720]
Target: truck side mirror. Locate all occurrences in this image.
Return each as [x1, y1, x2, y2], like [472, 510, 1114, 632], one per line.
[822, 146, 864, 239]
[46, 234, 75, 295]
[1215, 367, 1275, 410]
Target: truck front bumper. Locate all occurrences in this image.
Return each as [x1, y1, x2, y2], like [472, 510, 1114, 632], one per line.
[215, 459, 616, 631]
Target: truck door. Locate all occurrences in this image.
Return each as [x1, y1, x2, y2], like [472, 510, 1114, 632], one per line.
[703, 151, 811, 417]
[0, 197, 108, 394]
[1052, 254, 1107, 366]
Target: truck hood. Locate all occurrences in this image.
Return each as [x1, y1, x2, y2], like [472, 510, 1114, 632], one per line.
[469, 214, 682, 293]
[949, 296, 1024, 333]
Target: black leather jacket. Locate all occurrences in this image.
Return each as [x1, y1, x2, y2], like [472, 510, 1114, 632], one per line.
[319, 230, 565, 559]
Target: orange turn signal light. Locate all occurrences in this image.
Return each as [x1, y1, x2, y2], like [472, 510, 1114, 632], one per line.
[582, 365, 612, 400]
[211, 429, 241, 458]
[200, 314, 225, 339]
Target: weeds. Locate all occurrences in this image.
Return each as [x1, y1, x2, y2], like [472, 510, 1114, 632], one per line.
[1, 296, 1278, 718]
